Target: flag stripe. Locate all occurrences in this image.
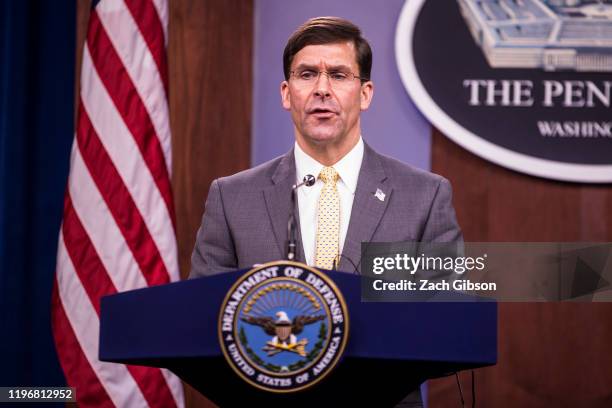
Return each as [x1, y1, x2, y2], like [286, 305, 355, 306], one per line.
[62, 193, 177, 408]
[51, 283, 115, 408]
[56, 234, 150, 407]
[76, 101, 170, 287]
[86, 10, 176, 227]
[125, 365, 178, 408]
[67, 141, 149, 292]
[62, 194, 116, 314]
[95, 0, 172, 175]
[80, 45, 178, 281]
[123, 0, 169, 94]
[150, 0, 169, 45]
[159, 367, 185, 407]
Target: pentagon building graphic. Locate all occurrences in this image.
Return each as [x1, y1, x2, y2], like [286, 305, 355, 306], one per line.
[457, 0, 612, 71]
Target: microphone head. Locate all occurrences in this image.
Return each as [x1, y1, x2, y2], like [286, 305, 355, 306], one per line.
[303, 174, 316, 187]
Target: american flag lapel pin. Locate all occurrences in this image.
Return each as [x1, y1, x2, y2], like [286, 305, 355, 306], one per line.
[374, 188, 385, 202]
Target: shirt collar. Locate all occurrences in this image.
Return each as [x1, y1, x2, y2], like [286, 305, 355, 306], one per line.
[294, 136, 364, 194]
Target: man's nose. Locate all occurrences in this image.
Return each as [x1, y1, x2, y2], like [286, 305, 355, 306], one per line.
[313, 72, 332, 98]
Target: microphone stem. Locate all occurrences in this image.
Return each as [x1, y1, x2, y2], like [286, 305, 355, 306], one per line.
[286, 174, 314, 261]
[287, 186, 298, 260]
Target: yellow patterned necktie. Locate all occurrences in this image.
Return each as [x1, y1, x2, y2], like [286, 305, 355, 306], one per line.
[315, 166, 340, 270]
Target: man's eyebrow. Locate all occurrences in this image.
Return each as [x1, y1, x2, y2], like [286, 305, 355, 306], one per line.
[325, 64, 353, 71]
[293, 63, 353, 71]
[293, 63, 319, 71]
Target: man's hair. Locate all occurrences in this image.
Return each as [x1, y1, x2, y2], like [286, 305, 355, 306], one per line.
[283, 16, 372, 82]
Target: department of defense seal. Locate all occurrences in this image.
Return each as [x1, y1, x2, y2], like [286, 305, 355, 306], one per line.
[218, 261, 349, 393]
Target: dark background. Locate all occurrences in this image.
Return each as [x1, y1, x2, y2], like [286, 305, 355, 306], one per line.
[0, 0, 75, 391]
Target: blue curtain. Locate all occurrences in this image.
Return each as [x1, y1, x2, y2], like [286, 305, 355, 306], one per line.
[0, 0, 75, 388]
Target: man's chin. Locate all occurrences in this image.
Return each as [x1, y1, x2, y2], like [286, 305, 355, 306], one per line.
[302, 129, 342, 145]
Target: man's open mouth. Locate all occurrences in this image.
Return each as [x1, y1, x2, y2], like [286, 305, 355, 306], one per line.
[309, 108, 336, 118]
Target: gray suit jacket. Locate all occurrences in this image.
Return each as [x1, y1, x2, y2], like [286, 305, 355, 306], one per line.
[190, 143, 462, 278]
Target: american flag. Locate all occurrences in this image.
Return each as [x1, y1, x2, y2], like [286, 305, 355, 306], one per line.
[51, 0, 184, 406]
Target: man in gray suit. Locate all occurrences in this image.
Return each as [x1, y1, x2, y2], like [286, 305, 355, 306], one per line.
[190, 16, 461, 277]
[190, 16, 461, 407]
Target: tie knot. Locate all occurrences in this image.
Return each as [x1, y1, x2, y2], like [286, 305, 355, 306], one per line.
[319, 167, 339, 184]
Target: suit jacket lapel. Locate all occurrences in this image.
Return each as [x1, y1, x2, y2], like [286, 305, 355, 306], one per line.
[263, 149, 306, 263]
[339, 143, 392, 273]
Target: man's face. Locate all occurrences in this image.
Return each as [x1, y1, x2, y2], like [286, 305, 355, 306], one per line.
[281, 42, 373, 150]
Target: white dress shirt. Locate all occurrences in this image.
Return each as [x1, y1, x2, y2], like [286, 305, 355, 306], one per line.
[294, 137, 364, 266]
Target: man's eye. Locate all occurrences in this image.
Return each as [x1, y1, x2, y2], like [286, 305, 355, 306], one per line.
[299, 71, 317, 80]
[330, 72, 348, 81]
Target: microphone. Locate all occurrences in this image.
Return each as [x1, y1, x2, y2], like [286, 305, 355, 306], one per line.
[287, 174, 315, 261]
[293, 174, 316, 190]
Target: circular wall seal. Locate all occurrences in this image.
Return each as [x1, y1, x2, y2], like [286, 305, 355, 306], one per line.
[218, 261, 349, 393]
[396, 0, 612, 183]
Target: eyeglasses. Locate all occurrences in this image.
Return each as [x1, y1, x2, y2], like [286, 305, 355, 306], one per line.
[289, 69, 367, 87]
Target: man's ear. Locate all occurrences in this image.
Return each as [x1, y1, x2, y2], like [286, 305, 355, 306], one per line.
[281, 81, 291, 110]
[360, 81, 374, 111]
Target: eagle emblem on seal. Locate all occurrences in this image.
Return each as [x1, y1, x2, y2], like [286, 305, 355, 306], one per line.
[242, 311, 324, 357]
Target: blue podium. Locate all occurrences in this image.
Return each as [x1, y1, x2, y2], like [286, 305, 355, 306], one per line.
[99, 269, 496, 406]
